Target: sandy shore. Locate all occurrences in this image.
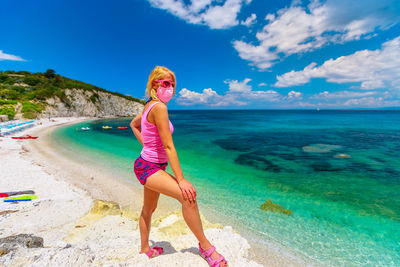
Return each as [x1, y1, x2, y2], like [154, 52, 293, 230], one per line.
[0, 117, 315, 266]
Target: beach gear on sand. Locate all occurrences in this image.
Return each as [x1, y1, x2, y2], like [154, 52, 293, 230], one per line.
[11, 135, 38, 139]
[141, 246, 163, 259]
[117, 126, 128, 129]
[4, 199, 32, 202]
[134, 155, 168, 185]
[4, 195, 38, 201]
[0, 190, 35, 197]
[199, 243, 228, 267]
[0, 120, 35, 136]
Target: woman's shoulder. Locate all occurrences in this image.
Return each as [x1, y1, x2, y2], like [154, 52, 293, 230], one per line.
[151, 101, 167, 112]
[147, 101, 168, 121]
[143, 101, 164, 113]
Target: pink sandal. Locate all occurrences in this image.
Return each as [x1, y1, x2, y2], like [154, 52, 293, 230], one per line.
[199, 243, 228, 267]
[140, 246, 163, 259]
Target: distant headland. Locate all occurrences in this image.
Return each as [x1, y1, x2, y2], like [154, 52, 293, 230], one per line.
[0, 69, 144, 120]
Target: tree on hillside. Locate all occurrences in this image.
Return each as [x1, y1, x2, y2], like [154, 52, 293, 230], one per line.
[44, 69, 56, 78]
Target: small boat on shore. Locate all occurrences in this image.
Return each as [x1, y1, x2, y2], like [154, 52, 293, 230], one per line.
[81, 127, 90, 131]
[11, 135, 38, 139]
[117, 126, 129, 129]
[102, 126, 112, 130]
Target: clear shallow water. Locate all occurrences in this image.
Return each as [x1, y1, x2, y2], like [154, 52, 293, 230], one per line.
[53, 110, 400, 266]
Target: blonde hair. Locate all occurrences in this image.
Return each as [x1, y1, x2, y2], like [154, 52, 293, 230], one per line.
[145, 66, 177, 101]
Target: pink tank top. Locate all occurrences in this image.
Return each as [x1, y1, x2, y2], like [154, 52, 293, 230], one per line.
[140, 101, 174, 163]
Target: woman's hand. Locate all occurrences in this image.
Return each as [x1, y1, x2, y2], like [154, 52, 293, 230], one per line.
[177, 179, 197, 203]
[130, 113, 143, 145]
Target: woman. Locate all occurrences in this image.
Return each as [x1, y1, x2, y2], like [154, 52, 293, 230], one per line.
[130, 66, 228, 267]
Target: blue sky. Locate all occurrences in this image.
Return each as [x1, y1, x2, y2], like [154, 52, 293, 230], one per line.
[1, 0, 399, 109]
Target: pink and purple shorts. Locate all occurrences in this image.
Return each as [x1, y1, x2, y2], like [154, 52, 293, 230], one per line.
[133, 155, 168, 185]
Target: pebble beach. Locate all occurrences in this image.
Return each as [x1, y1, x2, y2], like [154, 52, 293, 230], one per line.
[0, 117, 310, 266]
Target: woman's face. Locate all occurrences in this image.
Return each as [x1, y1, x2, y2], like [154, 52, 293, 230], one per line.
[153, 73, 174, 91]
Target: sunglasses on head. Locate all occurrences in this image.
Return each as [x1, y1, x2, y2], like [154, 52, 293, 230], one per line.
[154, 80, 175, 88]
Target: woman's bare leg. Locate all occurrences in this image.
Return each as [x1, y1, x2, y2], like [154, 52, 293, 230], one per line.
[145, 170, 227, 266]
[139, 186, 160, 257]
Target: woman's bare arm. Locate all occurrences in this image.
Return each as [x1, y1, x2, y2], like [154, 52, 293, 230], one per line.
[130, 113, 143, 145]
[152, 104, 184, 182]
[152, 103, 196, 202]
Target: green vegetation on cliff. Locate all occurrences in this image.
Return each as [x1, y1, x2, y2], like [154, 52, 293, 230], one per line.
[0, 69, 145, 119]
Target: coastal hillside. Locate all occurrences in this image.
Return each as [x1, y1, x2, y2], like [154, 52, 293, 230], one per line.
[0, 70, 144, 119]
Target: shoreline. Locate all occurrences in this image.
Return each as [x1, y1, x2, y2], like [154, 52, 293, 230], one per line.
[1, 117, 316, 266]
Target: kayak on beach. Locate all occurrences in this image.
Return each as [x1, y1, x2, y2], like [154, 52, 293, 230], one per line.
[81, 127, 90, 131]
[4, 195, 38, 201]
[117, 126, 128, 129]
[102, 126, 112, 129]
[0, 190, 35, 197]
[11, 135, 38, 139]
[3, 195, 38, 202]
[4, 199, 33, 202]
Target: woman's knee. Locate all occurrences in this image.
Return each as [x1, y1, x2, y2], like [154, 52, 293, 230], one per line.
[142, 204, 157, 216]
[181, 198, 198, 209]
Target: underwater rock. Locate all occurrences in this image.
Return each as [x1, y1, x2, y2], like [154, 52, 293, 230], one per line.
[213, 138, 252, 152]
[302, 144, 342, 153]
[65, 200, 123, 243]
[235, 153, 280, 172]
[310, 161, 335, 172]
[89, 200, 121, 216]
[309, 160, 344, 172]
[334, 153, 351, 159]
[154, 211, 223, 237]
[260, 200, 292, 216]
[269, 151, 298, 161]
[0, 234, 43, 256]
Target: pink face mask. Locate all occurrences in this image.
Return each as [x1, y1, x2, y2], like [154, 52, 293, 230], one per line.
[156, 86, 174, 103]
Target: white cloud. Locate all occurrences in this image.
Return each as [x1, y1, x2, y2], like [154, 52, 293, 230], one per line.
[308, 90, 400, 107]
[176, 80, 400, 108]
[176, 78, 284, 106]
[233, 0, 400, 69]
[176, 87, 247, 106]
[147, 0, 252, 29]
[176, 88, 247, 106]
[189, 0, 212, 13]
[241, 13, 256, 27]
[311, 90, 377, 99]
[258, 82, 267, 86]
[342, 97, 383, 106]
[224, 78, 252, 92]
[335, 96, 400, 107]
[264, 13, 275, 21]
[285, 97, 400, 108]
[177, 88, 221, 105]
[288, 90, 303, 99]
[233, 40, 278, 69]
[275, 36, 400, 89]
[224, 78, 281, 101]
[245, 89, 281, 101]
[0, 50, 25, 61]
[295, 88, 400, 108]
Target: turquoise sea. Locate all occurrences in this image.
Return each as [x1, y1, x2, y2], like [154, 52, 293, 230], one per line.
[52, 110, 400, 266]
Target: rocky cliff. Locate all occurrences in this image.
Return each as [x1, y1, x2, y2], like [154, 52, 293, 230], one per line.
[1, 70, 145, 119]
[43, 89, 144, 118]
